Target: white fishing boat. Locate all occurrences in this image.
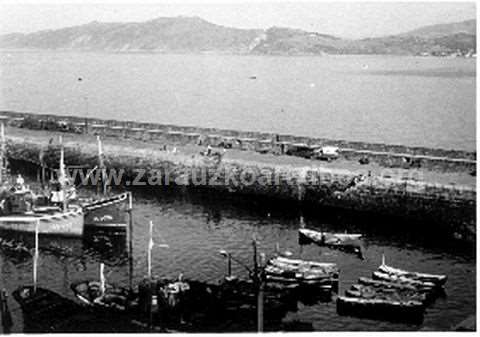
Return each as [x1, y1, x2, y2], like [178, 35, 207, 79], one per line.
[0, 136, 84, 237]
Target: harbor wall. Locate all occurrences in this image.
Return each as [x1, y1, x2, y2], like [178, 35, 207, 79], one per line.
[6, 137, 476, 242]
[0, 110, 476, 173]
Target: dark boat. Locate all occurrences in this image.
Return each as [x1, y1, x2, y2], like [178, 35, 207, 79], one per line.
[71, 280, 134, 312]
[336, 295, 424, 324]
[82, 192, 129, 230]
[378, 256, 447, 287]
[12, 286, 141, 332]
[70, 276, 298, 332]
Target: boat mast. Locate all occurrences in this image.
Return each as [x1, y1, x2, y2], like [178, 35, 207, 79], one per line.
[147, 221, 153, 278]
[0, 122, 5, 183]
[33, 219, 39, 293]
[59, 136, 67, 212]
[97, 136, 107, 196]
[100, 263, 105, 296]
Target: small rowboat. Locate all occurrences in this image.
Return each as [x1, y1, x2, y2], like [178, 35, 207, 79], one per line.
[298, 228, 365, 258]
[336, 296, 424, 324]
[346, 283, 427, 304]
[378, 256, 447, 287]
[71, 280, 134, 312]
[299, 228, 362, 244]
[265, 256, 339, 290]
[372, 271, 437, 291]
[267, 256, 339, 275]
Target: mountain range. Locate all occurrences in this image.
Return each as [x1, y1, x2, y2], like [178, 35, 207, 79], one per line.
[0, 16, 475, 56]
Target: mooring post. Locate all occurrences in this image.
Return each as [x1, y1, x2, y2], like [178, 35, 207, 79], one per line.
[0, 289, 13, 334]
[252, 238, 264, 332]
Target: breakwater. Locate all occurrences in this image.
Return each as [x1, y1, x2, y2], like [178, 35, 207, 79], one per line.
[0, 110, 476, 173]
[3, 120, 476, 242]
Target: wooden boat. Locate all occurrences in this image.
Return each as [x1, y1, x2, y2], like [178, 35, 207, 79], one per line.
[336, 295, 424, 324]
[12, 286, 88, 332]
[71, 280, 134, 312]
[12, 286, 141, 332]
[345, 283, 427, 304]
[298, 228, 365, 258]
[358, 276, 433, 295]
[372, 271, 437, 291]
[0, 137, 84, 237]
[378, 256, 447, 287]
[79, 137, 130, 230]
[70, 276, 298, 332]
[265, 256, 339, 289]
[299, 228, 362, 244]
[0, 204, 84, 236]
[82, 192, 129, 229]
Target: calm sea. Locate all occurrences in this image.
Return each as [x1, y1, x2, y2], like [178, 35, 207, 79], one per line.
[0, 180, 476, 332]
[0, 51, 476, 151]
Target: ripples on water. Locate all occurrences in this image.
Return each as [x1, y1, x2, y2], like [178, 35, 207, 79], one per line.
[0, 178, 475, 332]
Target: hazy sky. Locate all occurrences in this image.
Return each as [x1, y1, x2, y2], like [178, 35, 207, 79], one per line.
[0, 1, 476, 38]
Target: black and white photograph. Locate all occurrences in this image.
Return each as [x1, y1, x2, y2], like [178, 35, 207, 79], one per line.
[0, 0, 476, 333]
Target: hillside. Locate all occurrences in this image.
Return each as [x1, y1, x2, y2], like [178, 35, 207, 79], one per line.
[0, 16, 475, 56]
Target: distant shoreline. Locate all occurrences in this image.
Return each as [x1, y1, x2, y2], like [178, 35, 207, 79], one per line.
[0, 48, 477, 59]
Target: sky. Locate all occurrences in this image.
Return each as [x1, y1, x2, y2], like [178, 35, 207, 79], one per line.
[0, 1, 476, 39]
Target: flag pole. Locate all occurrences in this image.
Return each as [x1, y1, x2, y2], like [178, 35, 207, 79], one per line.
[100, 263, 105, 296]
[147, 221, 153, 279]
[0, 122, 4, 183]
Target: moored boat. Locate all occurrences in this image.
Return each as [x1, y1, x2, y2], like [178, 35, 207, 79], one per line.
[0, 204, 84, 236]
[0, 136, 84, 237]
[12, 285, 141, 332]
[336, 295, 424, 324]
[82, 192, 129, 229]
[265, 256, 339, 290]
[378, 255, 447, 287]
[298, 227, 365, 258]
[299, 228, 362, 243]
[345, 283, 427, 304]
[71, 280, 134, 312]
[371, 271, 437, 291]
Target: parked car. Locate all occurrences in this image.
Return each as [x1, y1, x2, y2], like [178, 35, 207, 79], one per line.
[314, 146, 339, 161]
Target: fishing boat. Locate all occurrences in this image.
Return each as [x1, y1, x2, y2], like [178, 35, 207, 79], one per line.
[82, 192, 129, 229]
[378, 255, 447, 287]
[0, 137, 84, 237]
[336, 295, 424, 324]
[12, 286, 140, 332]
[80, 137, 129, 230]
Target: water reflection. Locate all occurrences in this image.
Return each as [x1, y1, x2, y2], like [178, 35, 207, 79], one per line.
[0, 177, 476, 332]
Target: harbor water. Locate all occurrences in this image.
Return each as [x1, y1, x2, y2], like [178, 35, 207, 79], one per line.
[0, 177, 475, 332]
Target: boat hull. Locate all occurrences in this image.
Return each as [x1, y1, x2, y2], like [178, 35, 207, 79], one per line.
[336, 296, 424, 324]
[0, 206, 84, 237]
[378, 263, 447, 287]
[83, 193, 128, 229]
